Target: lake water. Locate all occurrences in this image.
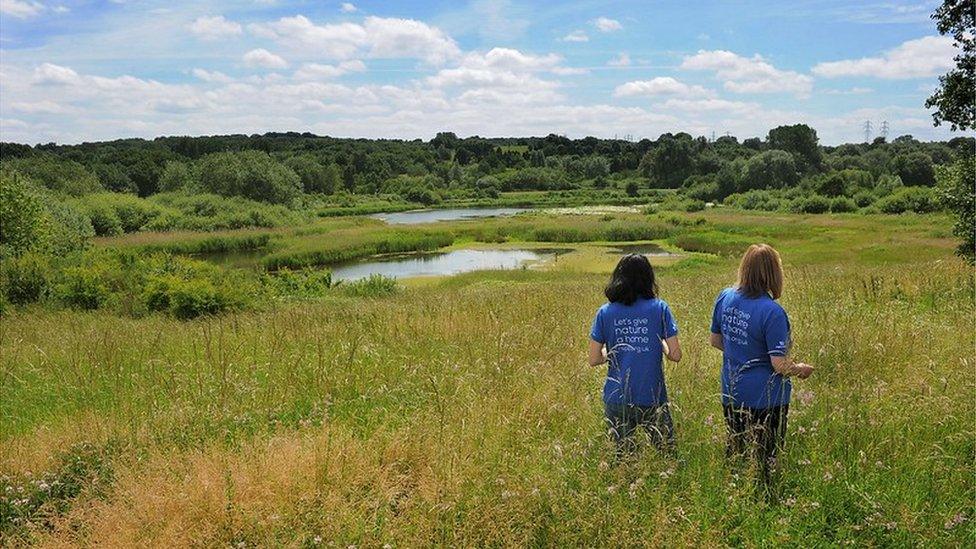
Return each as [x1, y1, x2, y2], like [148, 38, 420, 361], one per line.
[331, 248, 568, 282]
[370, 207, 530, 225]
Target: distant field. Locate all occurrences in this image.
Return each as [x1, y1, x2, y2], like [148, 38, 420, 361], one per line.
[1, 210, 972, 546]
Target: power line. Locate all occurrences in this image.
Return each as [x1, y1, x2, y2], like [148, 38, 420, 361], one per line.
[862, 120, 873, 143]
[880, 120, 889, 140]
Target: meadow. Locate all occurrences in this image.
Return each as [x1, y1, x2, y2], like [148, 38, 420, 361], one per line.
[0, 209, 973, 547]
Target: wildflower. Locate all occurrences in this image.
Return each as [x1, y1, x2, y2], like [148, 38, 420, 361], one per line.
[875, 461, 883, 468]
[313, 536, 322, 545]
[884, 521, 897, 531]
[944, 513, 966, 529]
[798, 458, 811, 466]
[598, 460, 609, 471]
[823, 471, 833, 481]
[809, 501, 821, 509]
[798, 390, 815, 406]
[531, 487, 540, 496]
[704, 414, 714, 427]
[607, 484, 618, 494]
[784, 496, 797, 507]
[383, 544, 393, 549]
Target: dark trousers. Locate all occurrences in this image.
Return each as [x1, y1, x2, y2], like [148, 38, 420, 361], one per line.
[604, 403, 675, 457]
[723, 404, 788, 482]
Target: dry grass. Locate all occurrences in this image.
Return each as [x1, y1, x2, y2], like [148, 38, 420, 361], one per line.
[1, 212, 973, 546]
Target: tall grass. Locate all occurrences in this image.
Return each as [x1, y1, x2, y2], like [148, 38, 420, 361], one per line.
[0, 213, 971, 546]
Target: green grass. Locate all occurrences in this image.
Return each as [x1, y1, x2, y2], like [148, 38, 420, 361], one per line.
[0, 210, 972, 546]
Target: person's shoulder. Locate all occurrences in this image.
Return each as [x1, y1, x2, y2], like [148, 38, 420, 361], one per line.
[595, 301, 613, 314]
[715, 287, 735, 302]
[761, 297, 787, 316]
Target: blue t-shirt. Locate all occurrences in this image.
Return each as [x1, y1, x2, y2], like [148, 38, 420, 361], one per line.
[710, 287, 792, 409]
[590, 297, 679, 406]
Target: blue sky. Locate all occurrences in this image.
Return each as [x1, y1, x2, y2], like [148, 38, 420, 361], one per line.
[0, 0, 969, 144]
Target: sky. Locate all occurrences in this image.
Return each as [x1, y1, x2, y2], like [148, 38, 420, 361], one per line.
[0, 0, 970, 145]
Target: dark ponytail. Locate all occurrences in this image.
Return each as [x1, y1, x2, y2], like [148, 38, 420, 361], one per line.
[604, 253, 658, 305]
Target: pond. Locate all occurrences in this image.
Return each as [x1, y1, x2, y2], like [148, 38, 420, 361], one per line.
[330, 248, 569, 282]
[607, 243, 675, 256]
[370, 207, 531, 225]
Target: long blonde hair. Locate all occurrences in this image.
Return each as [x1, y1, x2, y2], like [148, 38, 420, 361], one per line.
[736, 244, 784, 299]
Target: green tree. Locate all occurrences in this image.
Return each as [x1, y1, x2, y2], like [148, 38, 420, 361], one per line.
[285, 155, 331, 194]
[741, 150, 798, 190]
[938, 154, 975, 262]
[0, 171, 46, 256]
[195, 151, 302, 204]
[158, 161, 196, 192]
[892, 152, 936, 186]
[3, 156, 102, 196]
[926, 0, 975, 130]
[640, 136, 693, 188]
[767, 124, 822, 172]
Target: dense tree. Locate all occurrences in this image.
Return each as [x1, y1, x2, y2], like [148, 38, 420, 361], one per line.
[285, 155, 335, 194]
[196, 151, 302, 204]
[768, 124, 822, 172]
[741, 150, 798, 190]
[892, 152, 936, 186]
[3, 156, 102, 196]
[937, 154, 975, 262]
[926, 0, 975, 130]
[158, 161, 196, 192]
[640, 136, 693, 188]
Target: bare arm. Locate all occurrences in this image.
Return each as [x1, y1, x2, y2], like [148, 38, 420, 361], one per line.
[770, 355, 814, 379]
[588, 339, 607, 366]
[709, 332, 724, 351]
[662, 336, 682, 362]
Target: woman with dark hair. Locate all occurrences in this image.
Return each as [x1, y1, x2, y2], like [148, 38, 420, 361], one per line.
[709, 244, 814, 483]
[589, 254, 682, 457]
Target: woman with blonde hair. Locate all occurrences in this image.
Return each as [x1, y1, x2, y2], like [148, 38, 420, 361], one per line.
[709, 244, 813, 482]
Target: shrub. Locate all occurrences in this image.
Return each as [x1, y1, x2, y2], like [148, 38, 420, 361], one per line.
[167, 278, 226, 320]
[0, 171, 47, 256]
[57, 266, 109, 310]
[340, 274, 397, 297]
[264, 269, 334, 299]
[852, 191, 876, 208]
[790, 195, 831, 214]
[937, 154, 975, 263]
[723, 190, 784, 211]
[830, 196, 858, 213]
[195, 151, 302, 204]
[80, 201, 123, 237]
[876, 187, 942, 214]
[0, 252, 50, 304]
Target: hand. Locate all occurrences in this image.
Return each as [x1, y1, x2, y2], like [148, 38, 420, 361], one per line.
[793, 363, 814, 379]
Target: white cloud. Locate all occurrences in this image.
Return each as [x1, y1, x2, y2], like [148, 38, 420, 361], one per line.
[607, 53, 631, 67]
[614, 77, 716, 98]
[191, 68, 234, 83]
[8, 100, 67, 114]
[561, 30, 589, 42]
[243, 49, 289, 69]
[824, 86, 873, 95]
[681, 50, 813, 96]
[593, 17, 622, 32]
[293, 60, 366, 80]
[0, 0, 44, 18]
[249, 15, 460, 64]
[31, 63, 81, 85]
[812, 36, 955, 79]
[188, 15, 243, 41]
[340, 2, 357, 13]
[249, 16, 366, 59]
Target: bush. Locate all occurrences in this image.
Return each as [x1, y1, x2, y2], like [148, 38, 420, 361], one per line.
[876, 187, 942, 214]
[790, 195, 831, 214]
[830, 196, 858, 213]
[852, 191, 876, 208]
[79, 201, 123, 236]
[340, 274, 397, 297]
[264, 269, 334, 299]
[167, 278, 227, 320]
[195, 151, 302, 204]
[937, 154, 975, 263]
[723, 190, 784, 211]
[0, 171, 47, 256]
[0, 252, 50, 304]
[57, 266, 109, 310]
